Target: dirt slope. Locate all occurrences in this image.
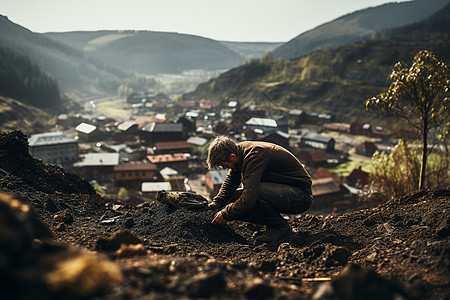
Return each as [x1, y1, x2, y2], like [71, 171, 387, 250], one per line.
[1, 131, 449, 299]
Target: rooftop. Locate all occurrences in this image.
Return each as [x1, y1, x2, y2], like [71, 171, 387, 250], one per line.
[114, 162, 157, 172]
[29, 132, 76, 147]
[74, 153, 119, 167]
[75, 123, 96, 134]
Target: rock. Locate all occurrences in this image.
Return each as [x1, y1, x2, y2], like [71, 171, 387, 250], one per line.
[115, 243, 147, 257]
[249, 258, 278, 272]
[313, 264, 408, 300]
[185, 271, 226, 297]
[245, 277, 274, 299]
[95, 229, 142, 252]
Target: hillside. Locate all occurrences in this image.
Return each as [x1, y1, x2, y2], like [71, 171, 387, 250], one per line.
[0, 15, 136, 98]
[273, 0, 450, 60]
[0, 43, 61, 109]
[183, 3, 450, 127]
[220, 41, 283, 60]
[1, 130, 449, 299]
[44, 31, 245, 75]
[0, 96, 54, 134]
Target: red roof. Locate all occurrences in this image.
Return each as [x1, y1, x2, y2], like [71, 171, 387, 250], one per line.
[134, 116, 168, 128]
[298, 150, 328, 163]
[347, 167, 370, 185]
[313, 168, 342, 186]
[155, 141, 190, 151]
[147, 153, 188, 164]
[312, 177, 341, 196]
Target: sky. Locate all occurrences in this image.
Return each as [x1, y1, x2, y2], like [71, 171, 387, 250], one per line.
[1, 0, 411, 42]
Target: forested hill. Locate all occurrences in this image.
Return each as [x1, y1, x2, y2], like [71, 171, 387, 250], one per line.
[0, 15, 135, 98]
[44, 31, 245, 75]
[0, 43, 60, 109]
[273, 0, 450, 61]
[182, 3, 450, 127]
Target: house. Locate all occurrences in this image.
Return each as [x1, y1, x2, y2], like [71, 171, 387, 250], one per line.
[140, 122, 184, 146]
[28, 132, 78, 166]
[323, 123, 350, 133]
[174, 100, 198, 114]
[154, 141, 191, 155]
[147, 153, 189, 172]
[355, 142, 378, 157]
[142, 182, 172, 199]
[288, 109, 304, 127]
[350, 120, 372, 136]
[177, 116, 196, 134]
[346, 167, 370, 188]
[310, 177, 349, 210]
[261, 131, 290, 149]
[75, 122, 102, 142]
[159, 167, 186, 192]
[113, 120, 139, 143]
[205, 169, 229, 199]
[304, 112, 332, 124]
[245, 117, 288, 134]
[200, 100, 221, 112]
[187, 136, 208, 147]
[297, 150, 328, 167]
[73, 153, 120, 182]
[114, 162, 159, 190]
[134, 116, 168, 129]
[300, 133, 335, 151]
[245, 117, 277, 134]
[312, 168, 342, 186]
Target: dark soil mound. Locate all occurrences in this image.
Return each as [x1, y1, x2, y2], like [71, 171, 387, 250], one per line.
[93, 202, 250, 256]
[1, 130, 449, 299]
[0, 131, 95, 195]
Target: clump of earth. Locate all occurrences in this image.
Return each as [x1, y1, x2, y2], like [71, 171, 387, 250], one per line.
[1, 131, 449, 299]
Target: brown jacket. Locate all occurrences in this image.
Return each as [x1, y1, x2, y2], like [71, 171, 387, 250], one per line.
[214, 141, 312, 220]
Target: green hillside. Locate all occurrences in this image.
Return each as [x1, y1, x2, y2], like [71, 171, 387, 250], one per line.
[182, 4, 450, 128]
[0, 15, 138, 98]
[273, 0, 450, 60]
[0, 43, 60, 109]
[44, 31, 245, 74]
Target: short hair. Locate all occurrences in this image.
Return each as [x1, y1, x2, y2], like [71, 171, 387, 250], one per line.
[207, 136, 238, 169]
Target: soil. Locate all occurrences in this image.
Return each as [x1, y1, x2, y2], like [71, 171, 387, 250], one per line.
[1, 131, 449, 299]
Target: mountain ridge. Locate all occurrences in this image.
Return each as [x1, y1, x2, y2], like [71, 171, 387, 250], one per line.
[44, 30, 245, 75]
[273, 0, 450, 60]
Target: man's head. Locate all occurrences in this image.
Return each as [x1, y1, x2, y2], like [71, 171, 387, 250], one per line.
[207, 136, 239, 170]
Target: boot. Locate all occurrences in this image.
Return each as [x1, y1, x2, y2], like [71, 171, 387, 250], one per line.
[255, 224, 291, 244]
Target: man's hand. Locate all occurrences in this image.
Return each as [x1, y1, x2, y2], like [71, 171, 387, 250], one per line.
[211, 210, 227, 226]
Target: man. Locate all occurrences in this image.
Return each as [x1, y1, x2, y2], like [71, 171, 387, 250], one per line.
[207, 136, 313, 243]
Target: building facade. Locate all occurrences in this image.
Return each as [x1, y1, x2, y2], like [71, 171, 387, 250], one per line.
[28, 132, 78, 166]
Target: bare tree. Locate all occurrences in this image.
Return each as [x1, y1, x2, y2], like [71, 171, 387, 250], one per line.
[366, 50, 450, 190]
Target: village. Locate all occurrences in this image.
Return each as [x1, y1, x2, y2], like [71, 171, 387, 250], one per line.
[27, 92, 403, 214]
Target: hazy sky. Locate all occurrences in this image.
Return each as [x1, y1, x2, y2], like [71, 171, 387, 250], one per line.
[2, 0, 411, 42]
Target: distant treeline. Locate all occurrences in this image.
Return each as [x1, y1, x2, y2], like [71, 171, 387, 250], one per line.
[0, 43, 61, 109]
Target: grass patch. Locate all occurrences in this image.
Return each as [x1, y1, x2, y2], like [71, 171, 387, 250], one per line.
[328, 159, 373, 177]
[96, 101, 132, 120]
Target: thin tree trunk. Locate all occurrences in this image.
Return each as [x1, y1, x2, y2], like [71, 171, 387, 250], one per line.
[419, 117, 428, 190]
